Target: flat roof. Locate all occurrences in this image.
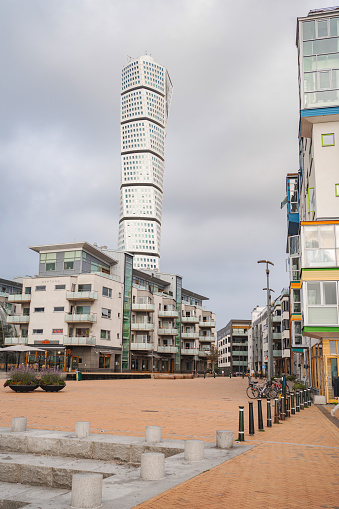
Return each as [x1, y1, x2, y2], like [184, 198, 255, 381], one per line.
[29, 242, 118, 266]
[0, 277, 22, 288]
[133, 269, 170, 287]
[181, 288, 208, 301]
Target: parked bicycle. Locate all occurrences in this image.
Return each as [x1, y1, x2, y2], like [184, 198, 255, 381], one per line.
[272, 377, 290, 396]
[246, 379, 277, 399]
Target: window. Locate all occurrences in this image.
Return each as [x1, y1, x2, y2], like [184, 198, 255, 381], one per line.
[335, 184, 339, 197]
[35, 286, 46, 291]
[102, 287, 112, 298]
[52, 329, 63, 334]
[119, 292, 122, 298]
[322, 133, 335, 146]
[102, 308, 111, 319]
[78, 284, 91, 292]
[306, 281, 338, 325]
[76, 306, 91, 314]
[293, 321, 302, 345]
[292, 289, 301, 313]
[54, 306, 64, 312]
[55, 285, 66, 290]
[32, 329, 43, 334]
[64, 261, 74, 270]
[308, 188, 315, 213]
[34, 307, 45, 313]
[46, 262, 55, 271]
[100, 330, 111, 340]
[99, 354, 111, 368]
[24, 287, 31, 295]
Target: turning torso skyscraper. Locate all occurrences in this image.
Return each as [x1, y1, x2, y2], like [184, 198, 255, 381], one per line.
[118, 55, 173, 271]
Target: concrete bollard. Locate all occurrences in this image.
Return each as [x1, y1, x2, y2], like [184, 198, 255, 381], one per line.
[184, 440, 204, 462]
[216, 430, 233, 449]
[140, 452, 165, 480]
[75, 421, 91, 439]
[11, 417, 27, 432]
[71, 473, 103, 509]
[145, 425, 161, 443]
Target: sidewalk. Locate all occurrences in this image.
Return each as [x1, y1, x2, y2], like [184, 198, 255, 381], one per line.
[1, 377, 338, 508]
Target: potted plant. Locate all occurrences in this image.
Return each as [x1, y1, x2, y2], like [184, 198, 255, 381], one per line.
[3, 367, 40, 392]
[38, 369, 66, 392]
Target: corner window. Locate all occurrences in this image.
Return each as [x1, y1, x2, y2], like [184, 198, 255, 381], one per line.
[322, 133, 335, 146]
[306, 281, 338, 325]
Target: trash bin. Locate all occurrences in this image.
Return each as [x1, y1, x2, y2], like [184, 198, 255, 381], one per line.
[76, 371, 82, 381]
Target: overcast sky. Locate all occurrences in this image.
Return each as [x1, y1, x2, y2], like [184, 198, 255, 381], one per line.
[1, 0, 335, 328]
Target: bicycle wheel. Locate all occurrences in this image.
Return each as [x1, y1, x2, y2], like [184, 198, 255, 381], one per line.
[268, 387, 278, 399]
[246, 385, 259, 399]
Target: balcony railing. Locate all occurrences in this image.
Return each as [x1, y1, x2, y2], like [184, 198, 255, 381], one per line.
[158, 328, 178, 335]
[232, 342, 248, 347]
[65, 313, 97, 323]
[158, 310, 178, 318]
[272, 332, 281, 340]
[199, 335, 214, 342]
[181, 316, 199, 323]
[130, 342, 154, 351]
[273, 349, 282, 357]
[7, 294, 31, 303]
[66, 291, 98, 301]
[6, 316, 30, 324]
[198, 350, 211, 357]
[232, 350, 248, 356]
[157, 345, 178, 353]
[132, 303, 155, 312]
[64, 336, 96, 346]
[199, 321, 215, 327]
[181, 348, 199, 355]
[131, 322, 154, 331]
[4, 337, 28, 345]
[181, 332, 199, 339]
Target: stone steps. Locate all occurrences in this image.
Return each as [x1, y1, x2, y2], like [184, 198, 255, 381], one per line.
[0, 451, 129, 489]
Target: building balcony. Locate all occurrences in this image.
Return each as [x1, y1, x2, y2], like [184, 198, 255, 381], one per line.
[181, 332, 199, 339]
[199, 321, 216, 327]
[66, 291, 98, 301]
[199, 335, 214, 342]
[273, 349, 282, 357]
[181, 348, 199, 356]
[272, 316, 281, 323]
[272, 332, 281, 340]
[232, 329, 248, 336]
[158, 328, 178, 335]
[198, 350, 211, 357]
[158, 310, 178, 318]
[64, 336, 96, 346]
[130, 342, 154, 351]
[181, 316, 199, 323]
[232, 342, 248, 347]
[232, 360, 248, 366]
[157, 345, 178, 354]
[232, 350, 248, 356]
[7, 294, 31, 303]
[65, 313, 97, 323]
[4, 337, 28, 345]
[6, 315, 30, 324]
[131, 322, 154, 331]
[132, 303, 155, 312]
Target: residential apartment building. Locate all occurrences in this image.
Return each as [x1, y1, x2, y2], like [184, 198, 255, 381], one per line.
[283, 7, 339, 400]
[0, 278, 22, 346]
[217, 320, 251, 375]
[118, 55, 173, 271]
[5, 242, 215, 373]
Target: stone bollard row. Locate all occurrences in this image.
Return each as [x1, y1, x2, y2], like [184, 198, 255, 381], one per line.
[145, 425, 161, 443]
[11, 417, 27, 433]
[71, 473, 103, 509]
[75, 421, 91, 439]
[184, 440, 204, 462]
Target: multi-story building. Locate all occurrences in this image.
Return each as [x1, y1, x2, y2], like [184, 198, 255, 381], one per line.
[118, 55, 173, 271]
[217, 320, 251, 376]
[5, 242, 215, 374]
[284, 7, 339, 400]
[0, 278, 22, 346]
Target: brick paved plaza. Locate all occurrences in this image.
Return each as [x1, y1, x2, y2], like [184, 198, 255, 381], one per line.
[1, 377, 338, 508]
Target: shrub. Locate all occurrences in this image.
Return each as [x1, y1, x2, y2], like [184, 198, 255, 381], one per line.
[3, 366, 39, 387]
[287, 375, 297, 382]
[39, 368, 65, 386]
[292, 382, 306, 390]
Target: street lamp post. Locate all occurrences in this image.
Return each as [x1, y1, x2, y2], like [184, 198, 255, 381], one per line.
[257, 260, 274, 380]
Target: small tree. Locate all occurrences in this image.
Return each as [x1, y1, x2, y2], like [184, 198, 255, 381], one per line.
[206, 344, 219, 372]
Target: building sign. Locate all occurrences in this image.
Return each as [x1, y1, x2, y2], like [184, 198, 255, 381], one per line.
[34, 340, 60, 345]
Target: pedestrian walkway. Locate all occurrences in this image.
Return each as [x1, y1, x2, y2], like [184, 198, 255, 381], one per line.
[1, 377, 338, 508]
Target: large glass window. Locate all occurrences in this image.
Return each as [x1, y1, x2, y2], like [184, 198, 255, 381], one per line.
[303, 225, 338, 267]
[306, 281, 338, 325]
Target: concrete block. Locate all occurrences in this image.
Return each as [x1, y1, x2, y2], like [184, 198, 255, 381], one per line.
[145, 426, 161, 443]
[11, 417, 27, 433]
[58, 439, 93, 459]
[92, 442, 130, 463]
[0, 434, 27, 453]
[0, 462, 20, 483]
[140, 452, 165, 480]
[52, 467, 81, 489]
[26, 437, 59, 456]
[71, 473, 103, 509]
[216, 430, 233, 449]
[314, 395, 326, 405]
[20, 464, 53, 487]
[75, 421, 91, 439]
[184, 440, 204, 462]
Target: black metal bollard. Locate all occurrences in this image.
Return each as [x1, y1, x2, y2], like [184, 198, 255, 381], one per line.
[304, 389, 308, 408]
[249, 401, 255, 436]
[267, 399, 272, 427]
[300, 389, 304, 410]
[274, 398, 280, 424]
[258, 399, 264, 431]
[286, 394, 290, 417]
[296, 390, 300, 412]
[308, 388, 312, 406]
[238, 406, 245, 441]
[291, 392, 295, 415]
[204, 371, 206, 379]
[280, 396, 285, 420]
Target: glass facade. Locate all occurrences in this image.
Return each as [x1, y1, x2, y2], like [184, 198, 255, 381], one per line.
[122, 254, 133, 370]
